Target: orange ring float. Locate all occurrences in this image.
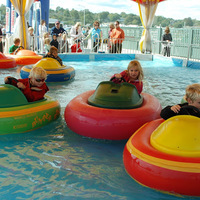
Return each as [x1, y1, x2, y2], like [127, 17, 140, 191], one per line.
[123, 116, 200, 196]
[0, 52, 17, 68]
[9, 50, 42, 65]
[64, 90, 162, 140]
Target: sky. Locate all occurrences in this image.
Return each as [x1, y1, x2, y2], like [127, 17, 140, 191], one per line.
[1, 0, 200, 20]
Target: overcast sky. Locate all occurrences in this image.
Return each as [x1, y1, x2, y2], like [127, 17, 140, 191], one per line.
[2, 0, 200, 20]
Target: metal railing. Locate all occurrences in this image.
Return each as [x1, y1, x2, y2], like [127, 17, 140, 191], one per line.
[1, 26, 200, 63]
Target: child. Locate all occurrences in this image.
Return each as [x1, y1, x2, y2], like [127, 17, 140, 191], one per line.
[28, 27, 34, 51]
[50, 34, 59, 49]
[61, 33, 69, 53]
[160, 83, 200, 120]
[110, 60, 144, 94]
[71, 39, 82, 53]
[9, 38, 20, 54]
[44, 38, 51, 53]
[4, 67, 49, 102]
[43, 46, 63, 66]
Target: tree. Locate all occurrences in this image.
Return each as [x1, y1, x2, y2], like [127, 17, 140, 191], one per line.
[108, 13, 121, 22]
[99, 12, 109, 23]
[173, 21, 183, 28]
[70, 9, 80, 24]
[0, 4, 6, 25]
[184, 17, 193, 26]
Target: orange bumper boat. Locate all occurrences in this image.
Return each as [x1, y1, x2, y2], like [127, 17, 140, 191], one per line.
[9, 50, 42, 65]
[0, 52, 17, 68]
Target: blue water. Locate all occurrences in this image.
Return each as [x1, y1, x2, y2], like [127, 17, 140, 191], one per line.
[0, 55, 200, 200]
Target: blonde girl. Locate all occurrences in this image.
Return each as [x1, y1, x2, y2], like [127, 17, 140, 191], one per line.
[111, 60, 144, 94]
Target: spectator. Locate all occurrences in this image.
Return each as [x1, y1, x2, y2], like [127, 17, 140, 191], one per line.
[108, 23, 115, 53]
[61, 33, 69, 53]
[50, 34, 59, 49]
[70, 22, 84, 46]
[44, 38, 51, 53]
[71, 39, 82, 53]
[51, 20, 66, 37]
[28, 27, 35, 51]
[86, 21, 102, 52]
[39, 20, 47, 53]
[162, 26, 172, 57]
[110, 21, 125, 53]
[51, 21, 66, 52]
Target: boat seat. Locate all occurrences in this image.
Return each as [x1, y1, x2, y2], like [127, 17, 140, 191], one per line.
[88, 81, 143, 109]
[0, 84, 28, 108]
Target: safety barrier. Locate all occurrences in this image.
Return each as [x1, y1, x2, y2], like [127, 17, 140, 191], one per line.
[1, 26, 200, 63]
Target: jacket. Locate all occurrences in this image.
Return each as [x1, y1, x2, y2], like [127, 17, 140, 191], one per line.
[110, 27, 125, 44]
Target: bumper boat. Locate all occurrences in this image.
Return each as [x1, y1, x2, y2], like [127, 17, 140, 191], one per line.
[20, 57, 75, 82]
[9, 49, 42, 65]
[0, 84, 60, 134]
[123, 115, 200, 196]
[64, 81, 161, 140]
[0, 52, 17, 68]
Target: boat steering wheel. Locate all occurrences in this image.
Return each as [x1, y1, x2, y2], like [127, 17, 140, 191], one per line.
[110, 76, 126, 83]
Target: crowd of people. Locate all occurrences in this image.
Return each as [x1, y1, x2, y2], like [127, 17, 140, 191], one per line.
[4, 19, 174, 56]
[7, 19, 127, 54]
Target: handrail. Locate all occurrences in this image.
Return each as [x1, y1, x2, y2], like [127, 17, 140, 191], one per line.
[2, 32, 200, 60]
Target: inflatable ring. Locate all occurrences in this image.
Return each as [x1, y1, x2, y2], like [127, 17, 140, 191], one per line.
[64, 90, 162, 140]
[123, 116, 200, 196]
[0, 52, 17, 68]
[9, 49, 42, 65]
[20, 58, 75, 82]
[0, 84, 60, 134]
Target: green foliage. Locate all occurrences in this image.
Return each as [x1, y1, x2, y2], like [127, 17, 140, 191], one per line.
[0, 4, 6, 25]
[0, 4, 200, 28]
[48, 7, 200, 28]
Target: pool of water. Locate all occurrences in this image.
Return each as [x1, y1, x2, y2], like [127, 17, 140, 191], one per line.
[0, 55, 200, 200]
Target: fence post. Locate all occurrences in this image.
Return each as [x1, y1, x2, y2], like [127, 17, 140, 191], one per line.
[188, 28, 194, 60]
[158, 25, 162, 54]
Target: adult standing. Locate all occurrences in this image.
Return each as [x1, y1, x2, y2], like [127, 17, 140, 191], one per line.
[110, 21, 125, 53]
[51, 21, 66, 52]
[39, 20, 47, 53]
[70, 22, 84, 46]
[108, 23, 115, 53]
[86, 21, 102, 52]
[51, 21, 66, 38]
[162, 26, 172, 57]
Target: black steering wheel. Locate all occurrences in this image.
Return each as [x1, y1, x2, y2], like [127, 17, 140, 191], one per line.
[14, 46, 24, 55]
[6, 77, 19, 87]
[110, 76, 126, 83]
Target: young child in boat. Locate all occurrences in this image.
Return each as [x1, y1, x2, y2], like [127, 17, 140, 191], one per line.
[9, 38, 20, 54]
[43, 46, 63, 66]
[110, 60, 144, 94]
[4, 66, 49, 102]
[160, 83, 200, 120]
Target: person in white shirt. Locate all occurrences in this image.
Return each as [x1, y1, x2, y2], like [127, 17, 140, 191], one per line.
[39, 20, 47, 53]
[70, 22, 84, 46]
